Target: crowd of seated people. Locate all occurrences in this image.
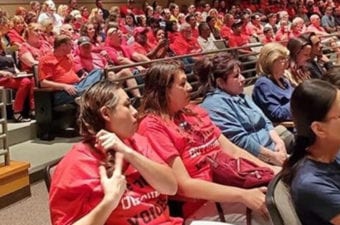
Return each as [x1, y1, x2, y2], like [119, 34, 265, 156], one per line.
[0, 0, 338, 224]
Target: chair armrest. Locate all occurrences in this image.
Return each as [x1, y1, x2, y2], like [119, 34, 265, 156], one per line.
[274, 121, 295, 128]
[34, 87, 59, 92]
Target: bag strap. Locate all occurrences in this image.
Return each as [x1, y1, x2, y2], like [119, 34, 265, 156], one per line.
[215, 202, 226, 222]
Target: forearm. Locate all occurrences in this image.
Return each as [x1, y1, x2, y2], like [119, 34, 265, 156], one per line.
[269, 130, 284, 146]
[123, 147, 177, 195]
[257, 146, 275, 164]
[73, 196, 119, 225]
[40, 79, 69, 90]
[20, 53, 38, 67]
[132, 53, 150, 62]
[218, 135, 272, 168]
[178, 175, 248, 204]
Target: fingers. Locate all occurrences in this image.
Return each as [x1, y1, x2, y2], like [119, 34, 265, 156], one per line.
[99, 165, 107, 179]
[113, 152, 124, 177]
[259, 186, 267, 194]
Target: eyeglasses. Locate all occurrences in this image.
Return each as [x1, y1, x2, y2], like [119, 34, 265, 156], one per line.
[33, 29, 43, 33]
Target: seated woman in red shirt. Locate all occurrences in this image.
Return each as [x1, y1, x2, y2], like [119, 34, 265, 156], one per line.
[7, 15, 26, 48]
[18, 23, 52, 72]
[138, 61, 279, 225]
[49, 80, 182, 225]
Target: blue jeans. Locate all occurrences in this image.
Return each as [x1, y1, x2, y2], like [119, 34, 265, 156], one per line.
[53, 69, 103, 105]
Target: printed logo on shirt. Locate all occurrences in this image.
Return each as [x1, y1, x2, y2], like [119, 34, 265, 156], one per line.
[121, 191, 161, 210]
[126, 197, 168, 225]
[188, 138, 219, 158]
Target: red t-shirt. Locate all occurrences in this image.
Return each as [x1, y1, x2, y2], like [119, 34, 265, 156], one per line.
[19, 40, 52, 72]
[228, 33, 250, 48]
[7, 29, 25, 45]
[104, 43, 134, 64]
[138, 105, 222, 217]
[220, 25, 233, 40]
[50, 134, 183, 225]
[170, 34, 201, 56]
[73, 52, 107, 73]
[38, 53, 80, 84]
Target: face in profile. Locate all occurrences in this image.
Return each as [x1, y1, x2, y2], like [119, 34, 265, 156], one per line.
[167, 70, 192, 114]
[101, 88, 138, 139]
[315, 90, 340, 144]
[296, 45, 312, 66]
[220, 64, 245, 96]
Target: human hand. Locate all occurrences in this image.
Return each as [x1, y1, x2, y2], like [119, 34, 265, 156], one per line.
[270, 151, 287, 166]
[318, 54, 330, 63]
[63, 84, 77, 96]
[99, 152, 126, 202]
[0, 71, 15, 78]
[271, 165, 282, 175]
[243, 187, 269, 219]
[96, 129, 132, 155]
[274, 141, 287, 154]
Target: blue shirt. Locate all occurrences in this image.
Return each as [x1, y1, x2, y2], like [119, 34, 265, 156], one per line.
[291, 156, 340, 225]
[252, 76, 293, 122]
[200, 88, 275, 156]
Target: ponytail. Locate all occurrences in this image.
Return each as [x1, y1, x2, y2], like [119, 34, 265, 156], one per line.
[281, 135, 313, 185]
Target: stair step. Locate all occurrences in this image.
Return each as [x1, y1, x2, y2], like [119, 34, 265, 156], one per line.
[8, 137, 81, 175]
[7, 120, 36, 146]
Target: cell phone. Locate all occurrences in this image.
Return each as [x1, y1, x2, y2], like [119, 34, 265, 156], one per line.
[159, 21, 166, 29]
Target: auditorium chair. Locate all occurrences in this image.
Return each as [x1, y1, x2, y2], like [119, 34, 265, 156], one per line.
[44, 157, 62, 191]
[33, 65, 78, 141]
[266, 172, 302, 225]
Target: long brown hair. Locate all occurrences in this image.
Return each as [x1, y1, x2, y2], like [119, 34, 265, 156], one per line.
[139, 60, 185, 117]
[78, 80, 121, 176]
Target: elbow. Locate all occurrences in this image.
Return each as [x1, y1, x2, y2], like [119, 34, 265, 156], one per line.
[165, 183, 178, 196]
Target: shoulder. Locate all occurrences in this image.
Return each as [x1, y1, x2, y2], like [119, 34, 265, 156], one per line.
[254, 76, 273, 88]
[202, 90, 233, 108]
[138, 114, 168, 134]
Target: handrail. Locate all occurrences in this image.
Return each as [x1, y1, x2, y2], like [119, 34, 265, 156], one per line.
[105, 31, 339, 73]
[104, 32, 340, 94]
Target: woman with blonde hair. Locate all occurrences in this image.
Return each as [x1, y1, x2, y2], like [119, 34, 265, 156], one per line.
[252, 42, 294, 123]
[7, 15, 26, 48]
[19, 23, 52, 72]
[39, 17, 55, 46]
[57, 4, 69, 20]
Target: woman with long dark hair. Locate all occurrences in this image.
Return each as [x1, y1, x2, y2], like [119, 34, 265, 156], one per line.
[281, 79, 340, 225]
[49, 80, 181, 225]
[138, 60, 278, 225]
[196, 53, 289, 166]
